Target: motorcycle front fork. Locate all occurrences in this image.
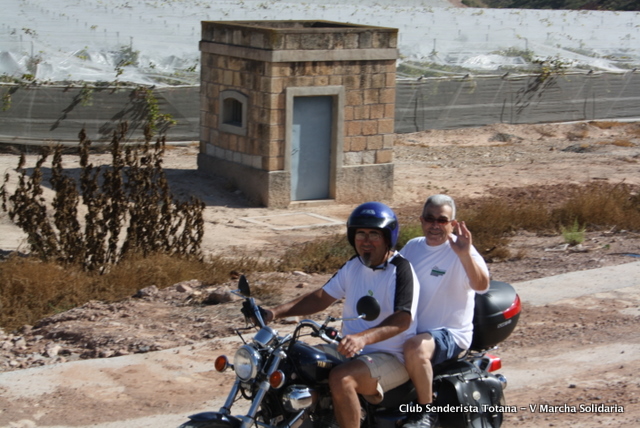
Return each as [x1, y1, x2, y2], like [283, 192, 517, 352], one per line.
[223, 350, 286, 428]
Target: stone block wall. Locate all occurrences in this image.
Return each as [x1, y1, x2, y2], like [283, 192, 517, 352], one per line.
[199, 21, 398, 207]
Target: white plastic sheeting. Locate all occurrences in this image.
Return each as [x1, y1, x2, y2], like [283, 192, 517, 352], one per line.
[1, 0, 639, 86]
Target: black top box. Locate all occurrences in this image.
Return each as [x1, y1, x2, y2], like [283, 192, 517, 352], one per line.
[471, 280, 521, 351]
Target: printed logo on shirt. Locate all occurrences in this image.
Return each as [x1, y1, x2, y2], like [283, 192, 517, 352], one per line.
[430, 267, 446, 277]
[368, 289, 374, 296]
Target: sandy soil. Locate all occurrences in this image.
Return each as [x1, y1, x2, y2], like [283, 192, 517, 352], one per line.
[1, 120, 639, 427]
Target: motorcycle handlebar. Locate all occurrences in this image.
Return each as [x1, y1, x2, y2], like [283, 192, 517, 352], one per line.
[297, 319, 343, 346]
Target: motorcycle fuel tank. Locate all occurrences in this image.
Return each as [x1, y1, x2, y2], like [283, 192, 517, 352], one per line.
[287, 341, 345, 384]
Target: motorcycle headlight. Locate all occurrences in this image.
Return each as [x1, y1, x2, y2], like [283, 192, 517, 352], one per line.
[234, 345, 262, 381]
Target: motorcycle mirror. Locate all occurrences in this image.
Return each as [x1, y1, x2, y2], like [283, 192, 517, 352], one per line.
[238, 275, 251, 296]
[356, 295, 380, 321]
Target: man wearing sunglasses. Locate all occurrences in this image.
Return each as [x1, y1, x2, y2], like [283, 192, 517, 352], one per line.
[262, 201, 420, 428]
[399, 194, 490, 428]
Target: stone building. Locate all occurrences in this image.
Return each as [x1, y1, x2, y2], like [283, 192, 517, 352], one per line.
[198, 20, 398, 207]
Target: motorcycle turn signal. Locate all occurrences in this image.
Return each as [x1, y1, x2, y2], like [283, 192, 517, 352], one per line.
[214, 355, 230, 372]
[269, 370, 286, 389]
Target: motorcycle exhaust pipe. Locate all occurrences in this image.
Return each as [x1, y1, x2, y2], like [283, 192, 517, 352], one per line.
[495, 373, 508, 390]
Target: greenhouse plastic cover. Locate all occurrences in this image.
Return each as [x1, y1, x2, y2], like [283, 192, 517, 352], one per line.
[2, 0, 640, 86]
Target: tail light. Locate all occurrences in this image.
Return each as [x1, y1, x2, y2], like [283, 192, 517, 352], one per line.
[485, 353, 502, 372]
[503, 294, 521, 319]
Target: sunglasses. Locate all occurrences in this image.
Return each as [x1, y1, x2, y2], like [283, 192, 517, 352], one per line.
[354, 231, 384, 242]
[422, 216, 452, 225]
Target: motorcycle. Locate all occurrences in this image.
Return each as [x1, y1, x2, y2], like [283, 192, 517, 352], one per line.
[178, 276, 521, 428]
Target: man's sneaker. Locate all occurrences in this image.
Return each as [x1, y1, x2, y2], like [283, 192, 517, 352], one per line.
[403, 410, 439, 428]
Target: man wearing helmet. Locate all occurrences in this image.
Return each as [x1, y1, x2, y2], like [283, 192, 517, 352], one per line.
[263, 202, 420, 428]
[400, 194, 490, 428]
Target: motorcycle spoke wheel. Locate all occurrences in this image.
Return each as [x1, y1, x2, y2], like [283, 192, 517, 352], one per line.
[177, 422, 235, 428]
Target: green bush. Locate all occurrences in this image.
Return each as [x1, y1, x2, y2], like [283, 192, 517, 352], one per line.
[561, 219, 586, 246]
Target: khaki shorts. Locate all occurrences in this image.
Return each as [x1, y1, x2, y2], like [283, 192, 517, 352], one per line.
[356, 352, 410, 404]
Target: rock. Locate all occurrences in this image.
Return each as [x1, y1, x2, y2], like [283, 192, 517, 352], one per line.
[19, 325, 33, 334]
[562, 144, 596, 153]
[545, 243, 569, 252]
[293, 271, 309, 277]
[203, 286, 234, 304]
[99, 349, 115, 358]
[44, 344, 62, 358]
[569, 244, 588, 253]
[13, 337, 27, 349]
[134, 285, 159, 298]
[175, 279, 202, 292]
[175, 283, 194, 293]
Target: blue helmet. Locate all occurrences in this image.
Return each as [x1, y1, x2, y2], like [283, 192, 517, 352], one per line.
[347, 202, 400, 248]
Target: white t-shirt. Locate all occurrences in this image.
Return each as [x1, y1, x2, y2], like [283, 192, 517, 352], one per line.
[323, 252, 419, 363]
[399, 236, 489, 349]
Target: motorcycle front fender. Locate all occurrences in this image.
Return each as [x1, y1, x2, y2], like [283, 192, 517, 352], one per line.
[185, 411, 242, 427]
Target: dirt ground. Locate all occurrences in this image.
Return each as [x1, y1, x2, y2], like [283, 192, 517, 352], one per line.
[1, 120, 640, 427]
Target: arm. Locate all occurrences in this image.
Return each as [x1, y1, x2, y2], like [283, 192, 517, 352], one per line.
[450, 221, 490, 292]
[338, 310, 411, 358]
[264, 287, 337, 324]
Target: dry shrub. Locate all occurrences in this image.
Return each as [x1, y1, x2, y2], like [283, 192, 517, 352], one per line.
[552, 182, 640, 231]
[0, 251, 275, 331]
[566, 130, 589, 141]
[459, 198, 516, 261]
[278, 183, 640, 268]
[589, 121, 624, 130]
[0, 256, 89, 330]
[0, 125, 205, 273]
[278, 234, 353, 274]
[596, 139, 635, 148]
[628, 124, 640, 137]
[455, 182, 640, 261]
[533, 126, 556, 138]
[610, 139, 635, 147]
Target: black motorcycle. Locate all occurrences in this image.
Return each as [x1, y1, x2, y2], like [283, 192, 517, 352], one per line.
[178, 276, 521, 428]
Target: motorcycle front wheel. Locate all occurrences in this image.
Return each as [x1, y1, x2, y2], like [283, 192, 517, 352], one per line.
[177, 422, 235, 428]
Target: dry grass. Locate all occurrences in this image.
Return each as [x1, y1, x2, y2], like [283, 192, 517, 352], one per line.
[0, 251, 275, 331]
[629, 124, 640, 138]
[2, 182, 639, 332]
[278, 234, 353, 274]
[552, 182, 640, 231]
[533, 126, 556, 138]
[566, 129, 589, 141]
[610, 139, 635, 147]
[403, 182, 640, 262]
[589, 121, 625, 130]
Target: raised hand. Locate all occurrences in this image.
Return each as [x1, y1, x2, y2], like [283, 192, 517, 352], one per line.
[449, 220, 473, 256]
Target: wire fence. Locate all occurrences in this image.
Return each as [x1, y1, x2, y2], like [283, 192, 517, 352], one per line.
[395, 71, 640, 132]
[1, 71, 639, 145]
